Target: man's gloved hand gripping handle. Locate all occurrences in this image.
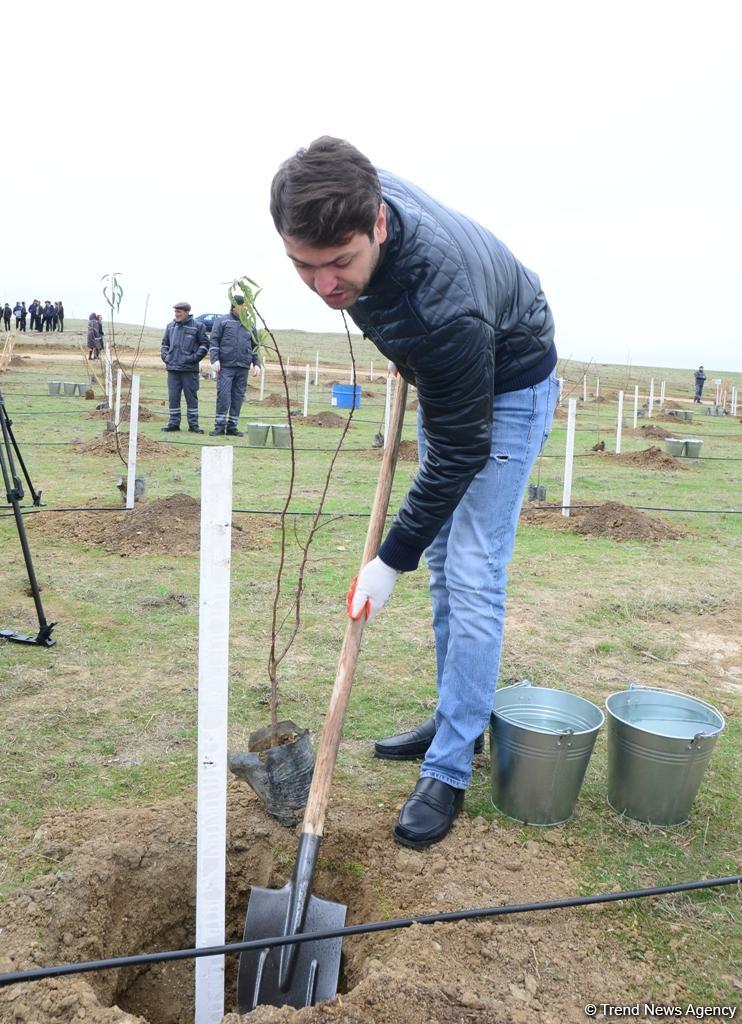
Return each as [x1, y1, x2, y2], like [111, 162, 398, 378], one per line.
[346, 555, 398, 624]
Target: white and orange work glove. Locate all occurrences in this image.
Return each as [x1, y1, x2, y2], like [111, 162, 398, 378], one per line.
[211, 360, 221, 374]
[346, 556, 398, 624]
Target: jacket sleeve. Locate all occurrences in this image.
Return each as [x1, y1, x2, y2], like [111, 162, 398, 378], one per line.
[378, 315, 495, 572]
[161, 325, 170, 362]
[195, 322, 209, 361]
[209, 318, 223, 363]
[250, 330, 261, 367]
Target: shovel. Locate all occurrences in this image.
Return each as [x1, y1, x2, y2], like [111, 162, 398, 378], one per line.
[237, 376, 409, 1012]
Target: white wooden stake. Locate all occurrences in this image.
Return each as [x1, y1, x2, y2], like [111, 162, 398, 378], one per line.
[633, 385, 639, 429]
[383, 373, 392, 448]
[303, 364, 310, 417]
[595, 376, 600, 400]
[715, 380, 721, 405]
[659, 380, 666, 407]
[125, 374, 140, 510]
[558, 377, 564, 406]
[114, 368, 123, 429]
[562, 397, 577, 517]
[648, 378, 654, 419]
[582, 375, 587, 402]
[348, 365, 354, 385]
[731, 387, 738, 416]
[104, 342, 113, 404]
[314, 351, 319, 385]
[369, 361, 373, 381]
[259, 366, 265, 401]
[615, 390, 624, 454]
[194, 445, 233, 1024]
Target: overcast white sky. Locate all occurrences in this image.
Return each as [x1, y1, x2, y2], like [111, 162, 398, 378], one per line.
[4, 0, 740, 371]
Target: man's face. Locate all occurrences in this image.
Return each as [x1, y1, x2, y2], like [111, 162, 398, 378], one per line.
[173, 308, 189, 323]
[282, 204, 387, 310]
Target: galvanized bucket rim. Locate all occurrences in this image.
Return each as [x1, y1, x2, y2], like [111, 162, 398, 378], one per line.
[493, 684, 605, 737]
[605, 686, 725, 739]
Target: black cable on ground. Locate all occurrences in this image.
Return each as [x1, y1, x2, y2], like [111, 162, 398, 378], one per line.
[0, 876, 738, 988]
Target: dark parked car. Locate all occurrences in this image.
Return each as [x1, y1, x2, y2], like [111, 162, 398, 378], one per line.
[194, 313, 221, 333]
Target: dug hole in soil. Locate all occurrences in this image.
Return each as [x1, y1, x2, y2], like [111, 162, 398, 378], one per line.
[27, 494, 277, 557]
[0, 785, 659, 1024]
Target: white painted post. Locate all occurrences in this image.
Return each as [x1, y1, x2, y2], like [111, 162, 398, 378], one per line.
[114, 368, 123, 429]
[125, 374, 140, 510]
[615, 390, 624, 454]
[715, 380, 721, 405]
[633, 385, 639, 429]
[721, 386, 727, 409]
[194, 445, 233, 1024]
[314, 351, 319, 386]
[648, 378, 655, 419]
[104, 342, 113, 405]
[731, 386, 738, 416]
[348, 365, 354, 385]
[383, 373, 392, 449]
[595, 377, 600, 400]
[582, 375, 587, 402]
[558, 377, 564, 406]
[561, 397, 577, 517]
[259, 366, 265, 401]
[369, 360, 373, 381]
[659, 380, 666, 407]
[303, 364, 310, 417]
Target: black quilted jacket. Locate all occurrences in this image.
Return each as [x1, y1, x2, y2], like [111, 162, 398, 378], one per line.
[349, 171, 557, 572]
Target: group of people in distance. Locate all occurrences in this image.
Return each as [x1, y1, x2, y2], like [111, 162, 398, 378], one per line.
[160, 297, 260, 436]
[2, 300, 65, 332]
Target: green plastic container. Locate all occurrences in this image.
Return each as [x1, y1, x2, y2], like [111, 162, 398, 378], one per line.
[683, 439, 703, 458]
[665, 438, 686, 457]
[271, 424, 291, 449]
[247, 422, 270, 447]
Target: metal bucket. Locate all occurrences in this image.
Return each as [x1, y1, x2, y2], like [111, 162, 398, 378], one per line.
[665, 438, 686, 457]
[47, 381, 61, 395]
[271, 424, 291, 448]
[683, 439, 703, 458]
[490, 681, 604, 825]
[63, 381, 77, 396]
[247, 422, 270, 447]
[606, 684, 725, 825]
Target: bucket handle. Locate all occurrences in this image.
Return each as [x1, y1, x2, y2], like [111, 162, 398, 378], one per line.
[556, 728, 575, 748]
[628, 681, 647, 691]
[513, 679, 533, 689]
[688, 731, 713, 750]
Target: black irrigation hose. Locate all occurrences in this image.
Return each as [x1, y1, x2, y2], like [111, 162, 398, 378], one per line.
[2, 503, 741, 518]
[0, 876, 738, 989]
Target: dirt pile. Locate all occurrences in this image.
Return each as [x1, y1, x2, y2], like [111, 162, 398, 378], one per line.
[0, 788, 657, 1024]
[598, 446, 685, 471]
[521, 501, 683, 542]
[75, 433, 185, 458]
[27, 494, 277, 556]
[367, 439, 418, 462]
[636, 424, 673, 440]
[88, 406, 162, 422]
[300, 411, 352, 428]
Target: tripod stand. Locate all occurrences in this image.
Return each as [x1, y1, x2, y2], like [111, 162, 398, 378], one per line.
[0, 386, 56, 646]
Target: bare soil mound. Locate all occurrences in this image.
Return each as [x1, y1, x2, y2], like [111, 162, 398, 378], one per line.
[262, 393, 291, 407]
[635, 424, 673, 440]
[597, 445, 685, 471]
[88, 406, 162, 422]
[27, 494, 276, 556]
[521, 501, 683, 542]
[367, 439, 419, 462]
[0, 787, 658, 1024]
[300, 411, 351, 428]
[75, 433, 185, 459]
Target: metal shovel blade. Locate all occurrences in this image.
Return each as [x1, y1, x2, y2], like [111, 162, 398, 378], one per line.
[236, 881, 347, 1012]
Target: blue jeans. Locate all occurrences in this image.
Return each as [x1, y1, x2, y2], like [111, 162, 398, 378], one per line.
[418, 372, 559, 790]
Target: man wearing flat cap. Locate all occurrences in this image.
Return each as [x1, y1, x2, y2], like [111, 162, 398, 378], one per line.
[160, 301, 209, 433]
[208, 294, 261, 436]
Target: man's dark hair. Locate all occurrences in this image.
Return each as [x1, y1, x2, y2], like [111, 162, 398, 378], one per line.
[270, 136, 382, 246]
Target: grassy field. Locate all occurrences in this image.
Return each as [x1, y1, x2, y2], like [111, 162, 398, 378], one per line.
[0, 339, 740, 1006]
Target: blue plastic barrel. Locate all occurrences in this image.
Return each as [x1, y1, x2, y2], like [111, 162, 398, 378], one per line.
[331, 384, 361, 409]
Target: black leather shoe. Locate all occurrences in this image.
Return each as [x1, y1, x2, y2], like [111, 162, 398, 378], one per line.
[226, 428, 244, 437]
[161, 424, 180, 432]
[188, 426, 204, 434]
[393, 778, 465, 848]
[209, 428, 225, 436]
[374, 715, 484, 760]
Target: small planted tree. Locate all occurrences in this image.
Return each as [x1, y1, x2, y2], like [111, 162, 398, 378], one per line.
[227, 276, 358, 824]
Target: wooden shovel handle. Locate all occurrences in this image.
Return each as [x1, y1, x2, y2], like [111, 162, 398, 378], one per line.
[302, 377, 409, 836]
